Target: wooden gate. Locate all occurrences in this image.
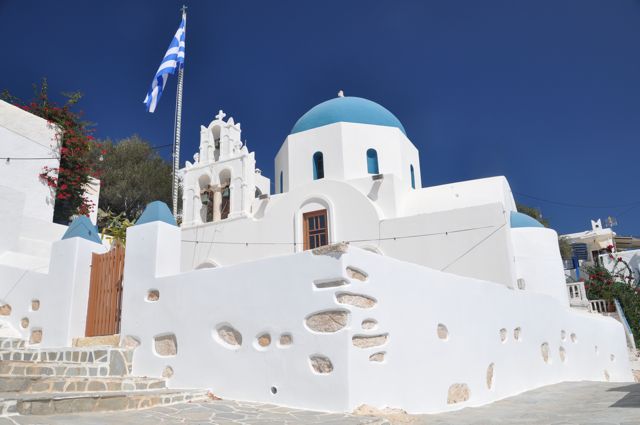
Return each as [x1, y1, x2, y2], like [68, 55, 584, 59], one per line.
[85, 244, 125, 337]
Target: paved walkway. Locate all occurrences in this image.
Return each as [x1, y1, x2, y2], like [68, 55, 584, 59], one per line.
[0, 381, 638, 424]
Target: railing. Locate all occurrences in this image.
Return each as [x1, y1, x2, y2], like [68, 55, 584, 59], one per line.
[590, 299, 609, 314]
[614, 298, 637, 352]
[566, 282, 586, 302]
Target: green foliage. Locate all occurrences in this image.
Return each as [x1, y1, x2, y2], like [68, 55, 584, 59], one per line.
[558, 237, 573, 260]
[94, 135, 172, 221]
[516, 203, 549, 227]
[584, 265, 640, 345]
[98, 209, 134, 246]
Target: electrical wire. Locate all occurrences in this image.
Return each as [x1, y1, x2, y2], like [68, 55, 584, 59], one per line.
[1, 156, 59, 161]
[181, 223, 499, 246]
[513, 191, 640, 209]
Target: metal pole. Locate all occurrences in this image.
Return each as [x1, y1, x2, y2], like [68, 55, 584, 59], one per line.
[171, 8, 186, 218]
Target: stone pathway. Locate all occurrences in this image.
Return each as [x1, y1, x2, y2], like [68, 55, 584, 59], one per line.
[0, 381, 637, 424]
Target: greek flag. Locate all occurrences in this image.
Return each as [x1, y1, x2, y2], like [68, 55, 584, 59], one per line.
[144, 13, 186, 113]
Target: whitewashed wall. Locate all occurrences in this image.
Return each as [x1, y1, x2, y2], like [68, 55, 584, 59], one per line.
[0, 100, 59, 222]
[0, 236, 105, 346]
[180, 178, 515, 287]
[122, 221, 632, 414]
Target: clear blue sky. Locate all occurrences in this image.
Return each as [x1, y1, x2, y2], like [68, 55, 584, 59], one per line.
[2, 0, 639, 236]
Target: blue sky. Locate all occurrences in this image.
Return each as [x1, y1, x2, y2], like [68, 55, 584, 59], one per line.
[2, 0, 639, 235]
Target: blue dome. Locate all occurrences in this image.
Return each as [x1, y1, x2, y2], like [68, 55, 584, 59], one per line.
[291, 96, 406, 135]
[510, 211, 545, 228]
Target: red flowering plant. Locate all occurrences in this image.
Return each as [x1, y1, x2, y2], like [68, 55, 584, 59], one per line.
[2, 80, 103, 224]
[583, 264, 640, 344]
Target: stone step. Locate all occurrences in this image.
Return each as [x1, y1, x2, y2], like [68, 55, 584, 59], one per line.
[0, 338, 25, 351]
[0, 347, 130, 365]
[0, 361, 130, 378]
[0, 376, 166, 394]
[0, 389, 210, 416]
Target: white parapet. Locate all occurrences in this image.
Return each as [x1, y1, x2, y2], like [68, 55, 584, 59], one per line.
[119, 226, 632, 414]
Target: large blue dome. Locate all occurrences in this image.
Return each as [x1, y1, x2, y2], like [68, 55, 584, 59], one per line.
[291, 96, 406, 135]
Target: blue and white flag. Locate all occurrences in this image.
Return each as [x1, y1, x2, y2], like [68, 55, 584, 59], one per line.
[144, 13, 186, 113]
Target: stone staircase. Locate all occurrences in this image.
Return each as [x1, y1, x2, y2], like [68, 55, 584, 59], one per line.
[0, 337, 209, 416]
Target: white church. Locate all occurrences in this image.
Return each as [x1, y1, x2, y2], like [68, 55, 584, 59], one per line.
[0, 94, 633, 415]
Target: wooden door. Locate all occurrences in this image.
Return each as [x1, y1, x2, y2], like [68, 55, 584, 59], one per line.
[85, 244, 125, 337]
[303, 209, 329, 250]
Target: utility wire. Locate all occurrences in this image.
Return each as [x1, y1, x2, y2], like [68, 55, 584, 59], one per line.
[513, 191, 640, 209]
[1, 156, 59, 161]
[440, 222, 507, 272]
[182, 223, 498, 246]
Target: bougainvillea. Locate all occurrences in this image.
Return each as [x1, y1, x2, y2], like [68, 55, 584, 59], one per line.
[2, 80, 103, 224]
[584, 264, 640, 345]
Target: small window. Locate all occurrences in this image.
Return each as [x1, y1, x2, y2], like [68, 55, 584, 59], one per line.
[313, 152, 324, 180]
[279, 171, 284, 193]
[410, 164, 416, 189]
[366, 149, 379, 174]
[303, 209, 329, 250]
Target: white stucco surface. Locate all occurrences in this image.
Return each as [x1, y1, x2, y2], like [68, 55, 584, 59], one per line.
[0, 100, 59, 222]
[120, 221, 632, 414]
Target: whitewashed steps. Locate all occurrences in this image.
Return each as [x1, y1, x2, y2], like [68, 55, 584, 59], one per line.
[0, 337, 209, 417]
[0, 389, 209, 416]
[0, 376, 166, 394]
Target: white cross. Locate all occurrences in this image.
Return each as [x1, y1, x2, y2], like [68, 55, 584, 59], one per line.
[215, 110, 226, 121]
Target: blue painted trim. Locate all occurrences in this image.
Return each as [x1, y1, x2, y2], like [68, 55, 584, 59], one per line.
[313, 152, 324, 180]
[136, 201, 177, 226]
[291, 96, 406, 135]
[366, 149, 379, 174]
[510, 211, 544, 228]
[61, 216, 102, 244]
[410, 164, 415, 189]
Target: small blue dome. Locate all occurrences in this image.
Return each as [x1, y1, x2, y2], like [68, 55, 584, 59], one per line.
[291, 96, 406, 135]
[510, 211, 545, 228]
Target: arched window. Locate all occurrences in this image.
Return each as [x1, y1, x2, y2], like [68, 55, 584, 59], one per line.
[279, 171, 283, 193]
[410, 164, 416, 189]
[366, 149, 379, 174]
[313, 152, 324, 180]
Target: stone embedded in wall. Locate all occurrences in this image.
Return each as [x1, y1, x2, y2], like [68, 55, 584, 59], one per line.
[147, 290, 160, 302]
[29, 329, 42, 344]
[123, 335, 141, 350]
[486, 363, 495, 389]
[610, 354, 615, 362]
[352, 334, 388, 349]
[447, 383, 470, 404]
[162, 366, 174, 378]
[312, 242, 349, 258]
[20, 318, 29, 329]
[336, 292, 376, 309]
[541, 343, 550, 363]
[561, 330, 566, 341]
[499, 328, 507, 343]
[570, 333, 577, 343]
[362, 319, 377, 330]
[0, 304, 12, 316]
[31, 300, 40, 311]
[279, 334, 292, 346]
[309, 355, 333, 374]
[604, 370, 610, 381]
[369, 352, 385, 362]
[513, 327, 521, 341]
[154, 334, 177, 357]
[216, 324, 243, 347]
[313, 279, 348, 289]
[559, 346, 566, 363]
[437, 324, 448, 340]
[346, 266, 368, 282]
[305, 310, 349, 333]
[257, 333, 271, 347]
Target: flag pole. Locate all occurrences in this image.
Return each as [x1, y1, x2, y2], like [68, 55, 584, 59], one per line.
[172, 5, 187, 218]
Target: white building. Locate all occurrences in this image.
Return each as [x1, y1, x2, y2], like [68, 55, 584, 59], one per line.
[0, 95, 633, 415]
